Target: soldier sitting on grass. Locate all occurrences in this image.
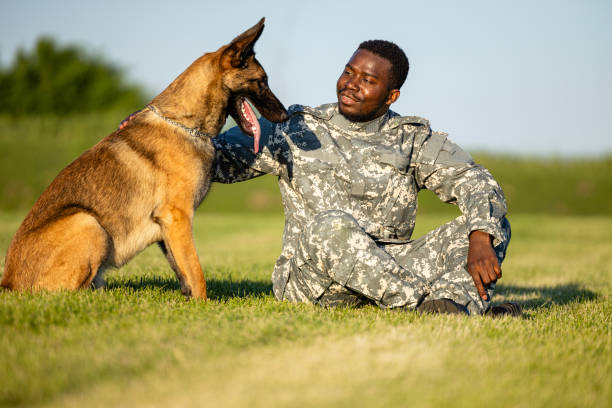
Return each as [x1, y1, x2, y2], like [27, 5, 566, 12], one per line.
[215, 40, 520, 316]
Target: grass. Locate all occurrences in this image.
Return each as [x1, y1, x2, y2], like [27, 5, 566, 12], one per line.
[0, 212, 610, 408]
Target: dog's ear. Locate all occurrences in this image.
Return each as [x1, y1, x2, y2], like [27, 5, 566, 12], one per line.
[223, 17, 265, 68]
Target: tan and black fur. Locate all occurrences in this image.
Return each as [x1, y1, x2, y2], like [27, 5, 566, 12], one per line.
[1, 18, 288, 299]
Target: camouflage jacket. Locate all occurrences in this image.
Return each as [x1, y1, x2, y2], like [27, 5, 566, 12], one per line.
[212, 103, 507, 300]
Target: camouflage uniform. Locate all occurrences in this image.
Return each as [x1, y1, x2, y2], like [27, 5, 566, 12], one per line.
[213, 103, 510, 315]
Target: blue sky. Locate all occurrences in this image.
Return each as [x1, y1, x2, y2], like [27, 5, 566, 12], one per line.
[2, 0, 611, 156]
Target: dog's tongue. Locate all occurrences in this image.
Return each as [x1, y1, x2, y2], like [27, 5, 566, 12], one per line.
[242, 99, 261, 153]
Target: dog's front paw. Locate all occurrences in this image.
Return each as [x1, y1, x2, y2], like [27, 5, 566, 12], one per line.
[90, 273, 106, 290]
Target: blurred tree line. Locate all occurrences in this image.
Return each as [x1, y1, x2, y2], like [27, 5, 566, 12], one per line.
[0, 37, 147, 115]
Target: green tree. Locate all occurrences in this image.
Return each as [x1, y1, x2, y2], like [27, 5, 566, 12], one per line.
[0, 37, 147, 115]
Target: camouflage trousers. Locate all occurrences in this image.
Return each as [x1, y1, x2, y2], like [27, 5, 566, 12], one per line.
[283, 210, 511, 315]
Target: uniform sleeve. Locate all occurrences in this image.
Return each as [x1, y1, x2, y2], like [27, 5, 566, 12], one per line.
[212, 117, 288, 183]
[413, 132, 508, 246]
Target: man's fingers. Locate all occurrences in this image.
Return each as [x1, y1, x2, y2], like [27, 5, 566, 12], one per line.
[486, 267, 498, 286]
[494, 263, 502, 279]
[118, 110, 141, 131]
[471, 272, 489, 301]
[474, 262, 495, 287]
[480, 258, 501, 287]
[468, 262, 490, 301]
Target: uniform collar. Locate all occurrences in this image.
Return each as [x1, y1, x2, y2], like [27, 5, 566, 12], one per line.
[328, 106, 389, 134]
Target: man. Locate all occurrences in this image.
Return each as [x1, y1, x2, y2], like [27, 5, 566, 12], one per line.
[213, 40, 519, 316]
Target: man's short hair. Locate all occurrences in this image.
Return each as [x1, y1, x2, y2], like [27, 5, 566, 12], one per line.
[358, 40, 409, 90]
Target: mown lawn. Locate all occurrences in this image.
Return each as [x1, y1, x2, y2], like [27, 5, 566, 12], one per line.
[0, 212, 609, 408]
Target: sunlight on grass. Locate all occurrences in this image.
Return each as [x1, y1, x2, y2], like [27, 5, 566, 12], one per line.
[0, 212, 610, 408]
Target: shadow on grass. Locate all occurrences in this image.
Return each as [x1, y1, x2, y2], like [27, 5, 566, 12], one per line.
[496, 282, 599, 310]
[207, 278, 273, 300]
[106, 278, 598, 310]
[106, 276, 273, 300]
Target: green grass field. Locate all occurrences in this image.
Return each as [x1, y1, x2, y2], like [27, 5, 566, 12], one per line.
[1, 213, 610, 408]
[0, 114, 610, 407]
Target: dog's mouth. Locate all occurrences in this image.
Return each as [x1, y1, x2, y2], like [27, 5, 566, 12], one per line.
[229, 96, 261, 153]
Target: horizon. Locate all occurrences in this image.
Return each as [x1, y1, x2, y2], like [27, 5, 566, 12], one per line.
[1, 0, 611, 157]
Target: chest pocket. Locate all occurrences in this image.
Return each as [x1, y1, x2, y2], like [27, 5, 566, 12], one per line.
[295, 149, 351, 200]
[379, 152, 411, 171]
[350, 150, 410, 202]
[299, 149, 341, 165]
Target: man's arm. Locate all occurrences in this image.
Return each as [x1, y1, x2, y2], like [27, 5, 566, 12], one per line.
[413, 134, 507, 301]
[213, 117, 287, 183]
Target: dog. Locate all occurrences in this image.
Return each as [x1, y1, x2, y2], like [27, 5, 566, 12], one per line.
[1, 18, 288, 299]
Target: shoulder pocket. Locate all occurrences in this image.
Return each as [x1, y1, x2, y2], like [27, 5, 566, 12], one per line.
[417, 131, 448, 165]
[435, 138, 474, 165]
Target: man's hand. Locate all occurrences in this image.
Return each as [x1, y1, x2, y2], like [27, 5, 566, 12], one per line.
[118, 109, 142, 131]
[467, 230, 501, 301]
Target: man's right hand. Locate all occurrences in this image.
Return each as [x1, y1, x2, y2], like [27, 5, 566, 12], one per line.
[467, 230, 502, 301]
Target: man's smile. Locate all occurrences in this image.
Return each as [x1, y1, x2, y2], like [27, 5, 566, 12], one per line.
[339, 90, 360, 105]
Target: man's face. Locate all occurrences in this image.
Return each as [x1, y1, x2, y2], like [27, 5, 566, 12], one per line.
[336, 49, 399, 122]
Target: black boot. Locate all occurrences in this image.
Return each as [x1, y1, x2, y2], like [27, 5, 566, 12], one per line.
[486, 302, 522, 317]
[416, 298, 469, 315]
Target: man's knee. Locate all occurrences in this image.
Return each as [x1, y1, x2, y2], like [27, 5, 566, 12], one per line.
[299, 209, 377, 289]
[307, 210, 360, 242]
[299, 210, 362, 269]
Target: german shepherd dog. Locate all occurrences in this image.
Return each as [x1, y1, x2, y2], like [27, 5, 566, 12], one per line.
[1, 18, 288, 299]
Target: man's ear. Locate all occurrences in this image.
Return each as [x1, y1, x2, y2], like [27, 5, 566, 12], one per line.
[222, 17, 265, 68]
[386, 89, 400, 106]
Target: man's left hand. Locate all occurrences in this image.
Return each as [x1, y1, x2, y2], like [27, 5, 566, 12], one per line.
[467, 230, 501, 301]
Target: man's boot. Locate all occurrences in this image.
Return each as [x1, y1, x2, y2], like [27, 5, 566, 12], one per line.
[416, 298, 469, 315]
[486, 302, 522, 317]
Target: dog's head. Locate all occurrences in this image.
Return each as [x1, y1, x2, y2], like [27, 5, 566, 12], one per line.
[151, 18, 288, 152]
[220, 18, 289, 152]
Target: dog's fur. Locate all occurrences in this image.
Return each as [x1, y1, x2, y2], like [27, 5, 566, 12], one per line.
[1, 18, 288, 299]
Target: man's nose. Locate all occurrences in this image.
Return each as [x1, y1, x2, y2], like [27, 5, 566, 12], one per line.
[345, 76, 359, 91]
